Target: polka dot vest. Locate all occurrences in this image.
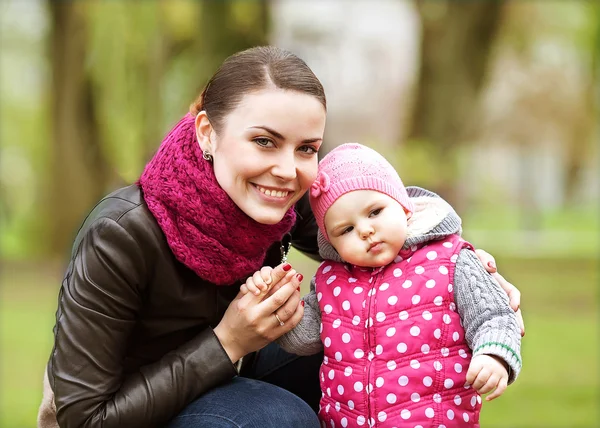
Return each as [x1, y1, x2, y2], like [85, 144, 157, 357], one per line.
[315, 234, 482, 427]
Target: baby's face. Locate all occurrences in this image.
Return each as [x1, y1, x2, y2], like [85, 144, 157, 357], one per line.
[324, 190, 408, 268]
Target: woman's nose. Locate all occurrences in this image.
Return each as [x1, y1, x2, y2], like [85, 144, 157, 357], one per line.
[272, 151, 297, 181]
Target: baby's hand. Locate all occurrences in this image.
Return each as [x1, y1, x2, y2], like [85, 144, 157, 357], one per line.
[466, 354, 509, 401]
[240, 267, 273, 296]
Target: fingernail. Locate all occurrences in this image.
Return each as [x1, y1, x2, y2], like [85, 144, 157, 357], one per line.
[296, 273, 303, 282]
[301, 301, 305, 307]
[297, 286, 301, 292]
[487, 261, 496, 270]
[283, 263, 292, 272]
[265, 277, 272, 285]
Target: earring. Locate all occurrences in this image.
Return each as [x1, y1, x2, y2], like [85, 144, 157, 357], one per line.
[202, 150, 213, 162]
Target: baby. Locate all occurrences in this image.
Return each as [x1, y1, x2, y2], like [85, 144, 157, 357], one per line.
[243, 143, 521, 427]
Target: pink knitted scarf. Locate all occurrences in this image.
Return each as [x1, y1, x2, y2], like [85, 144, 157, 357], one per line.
[139, 114, 296, 286]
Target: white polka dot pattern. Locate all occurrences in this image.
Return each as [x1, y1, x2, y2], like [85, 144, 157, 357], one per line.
[315, 236, 480, 426]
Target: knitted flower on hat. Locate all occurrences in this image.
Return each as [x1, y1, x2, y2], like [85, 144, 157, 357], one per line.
[309, 143, 414, 240]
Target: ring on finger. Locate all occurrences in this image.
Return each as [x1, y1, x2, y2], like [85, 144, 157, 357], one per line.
[274, 313, 285, 326]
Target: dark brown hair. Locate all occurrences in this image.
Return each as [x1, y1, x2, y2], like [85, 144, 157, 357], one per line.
[190, 46, 326, 133]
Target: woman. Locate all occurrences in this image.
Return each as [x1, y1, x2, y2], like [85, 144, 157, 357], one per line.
[38, 46, 522, 428]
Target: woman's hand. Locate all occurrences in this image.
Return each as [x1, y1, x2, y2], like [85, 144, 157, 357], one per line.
[214, 263, 304, 363]
[474, 249, 525, 337]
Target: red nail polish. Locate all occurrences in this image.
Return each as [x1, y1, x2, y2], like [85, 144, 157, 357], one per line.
[297, 286, 301, 292]
[283, 263, 292, 272]
[301, 301, 305, 307]
[296, 273, 303, 282]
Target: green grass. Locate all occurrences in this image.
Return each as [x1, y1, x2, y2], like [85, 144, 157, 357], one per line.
[481, 315, 599, 427]
[0, 264, 58, 428]
[1, 254, 598, 427]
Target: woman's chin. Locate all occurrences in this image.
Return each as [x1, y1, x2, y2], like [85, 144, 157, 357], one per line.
[245, 206, 290, 225]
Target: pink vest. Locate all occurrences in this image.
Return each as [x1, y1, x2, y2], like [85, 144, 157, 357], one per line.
[315, 234, 482, 427]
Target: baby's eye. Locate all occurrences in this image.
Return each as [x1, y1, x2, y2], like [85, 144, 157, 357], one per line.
[342, 226, 354, 235]
[370, 208, 383, 217]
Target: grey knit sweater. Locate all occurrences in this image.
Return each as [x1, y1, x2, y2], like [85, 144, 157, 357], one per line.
[277, 187, 522, 382]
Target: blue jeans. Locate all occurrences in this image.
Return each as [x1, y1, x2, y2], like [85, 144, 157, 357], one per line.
[167, 343, 323, 427]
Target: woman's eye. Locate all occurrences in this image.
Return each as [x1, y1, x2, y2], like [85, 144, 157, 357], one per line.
[254, 138, 274, 148]
[370, 208, 383, 217]
[342, 226, 354, 235]
[298, 145, 318, 154]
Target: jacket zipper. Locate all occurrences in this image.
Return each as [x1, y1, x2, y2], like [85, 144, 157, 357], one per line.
[365, 268, 382, 427]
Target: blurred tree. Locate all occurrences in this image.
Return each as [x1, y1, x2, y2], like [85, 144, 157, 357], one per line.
[144, 0, 270, 160]
[87, 1, 175, 169]
[86, 0, 270, 167]
[408, 0, 505, 207]
[478, 1, 600, 214]
[563, 1, 600, 204]
[47, 0, 115, 256]
[192, 1, 270, 95]
[43, 0, 271, 258]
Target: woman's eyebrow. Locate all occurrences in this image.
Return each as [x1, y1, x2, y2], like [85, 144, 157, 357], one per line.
[249, 126, 285, 140]
[249, 125, 322, 144]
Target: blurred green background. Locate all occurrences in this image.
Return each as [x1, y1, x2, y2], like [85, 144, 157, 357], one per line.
[1, 1, 598, 427]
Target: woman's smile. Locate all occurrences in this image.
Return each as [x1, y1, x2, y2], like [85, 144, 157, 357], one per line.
[253, 184, 295, 204]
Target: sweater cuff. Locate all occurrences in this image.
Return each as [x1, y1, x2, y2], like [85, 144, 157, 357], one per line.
[472, 330, 522, 384]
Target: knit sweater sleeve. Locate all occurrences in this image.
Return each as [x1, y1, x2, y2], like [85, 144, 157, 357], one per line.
[454, 248, 522, 383]
[276, 276, 323, 356]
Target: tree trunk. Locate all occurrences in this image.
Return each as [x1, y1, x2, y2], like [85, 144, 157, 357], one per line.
[408, 0, 505, 207]
[141, 1, 169, 162]
[196, 1, 270, 88]
[48, 1, 111, 256]
[564, 3, 600, 203]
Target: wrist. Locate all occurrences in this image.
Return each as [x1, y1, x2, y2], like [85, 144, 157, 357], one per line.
[486, 354, 509, 373]
[213, 324, 244, 364]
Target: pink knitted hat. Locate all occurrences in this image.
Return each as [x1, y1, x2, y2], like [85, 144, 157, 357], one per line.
[310, 143, 414, 240]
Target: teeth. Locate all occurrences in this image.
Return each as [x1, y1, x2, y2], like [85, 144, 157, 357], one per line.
[258, 186, 289, 198]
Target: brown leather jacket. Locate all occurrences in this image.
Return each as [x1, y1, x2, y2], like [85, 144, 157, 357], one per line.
[38, 184, 319, 428]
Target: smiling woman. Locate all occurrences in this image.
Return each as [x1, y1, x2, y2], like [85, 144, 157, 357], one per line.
[195, 89, 326, 225]
[39, 46, 327, 428]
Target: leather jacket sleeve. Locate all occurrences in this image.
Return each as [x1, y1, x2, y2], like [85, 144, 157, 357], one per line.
[49, 217, 237, 428]
[290, 192, 321, 261]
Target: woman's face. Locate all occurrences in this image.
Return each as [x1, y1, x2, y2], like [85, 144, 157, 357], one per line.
[198, 88, 326, 224]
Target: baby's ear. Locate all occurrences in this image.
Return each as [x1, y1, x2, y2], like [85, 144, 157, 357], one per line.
[318, 230, 344, 262]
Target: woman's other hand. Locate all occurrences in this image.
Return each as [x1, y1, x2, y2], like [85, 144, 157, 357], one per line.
[474, 249, 525, 337]
[214, 263, 304, 363]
